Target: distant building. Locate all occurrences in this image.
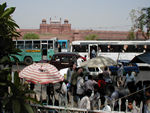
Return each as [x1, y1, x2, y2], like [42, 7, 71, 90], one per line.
[17, 17, 144, 41]
[40, 18, 71, 34]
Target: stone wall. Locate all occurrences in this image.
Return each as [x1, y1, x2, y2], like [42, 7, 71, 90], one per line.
[17, 18, 145, 41]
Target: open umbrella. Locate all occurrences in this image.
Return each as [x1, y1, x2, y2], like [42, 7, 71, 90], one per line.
[19, 63, 64, 101]
[80, 56, 117, 68]
[19, 63, 64, 84]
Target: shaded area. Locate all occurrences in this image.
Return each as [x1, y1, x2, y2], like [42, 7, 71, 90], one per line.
[130, 52, 150, 64]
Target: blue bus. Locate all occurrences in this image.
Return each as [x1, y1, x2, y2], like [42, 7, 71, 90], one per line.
[58, 40, 70, 52]
[12, 38, 58, 65]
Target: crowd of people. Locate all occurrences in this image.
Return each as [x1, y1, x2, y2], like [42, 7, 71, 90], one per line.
[31, 62, 150, 113]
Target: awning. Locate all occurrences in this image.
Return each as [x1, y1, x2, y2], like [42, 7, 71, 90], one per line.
[130, 52, 150, 64]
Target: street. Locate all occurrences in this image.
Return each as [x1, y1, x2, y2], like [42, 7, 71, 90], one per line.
[12, 64, 150, 83]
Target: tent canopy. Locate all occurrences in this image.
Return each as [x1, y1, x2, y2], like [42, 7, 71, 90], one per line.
[130, 52, 150, 64]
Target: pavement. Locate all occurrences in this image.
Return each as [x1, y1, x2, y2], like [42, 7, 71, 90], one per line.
[135, 70, 150, 83]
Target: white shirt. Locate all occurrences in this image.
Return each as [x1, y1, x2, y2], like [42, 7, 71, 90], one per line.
[76, 76, 84, 95]
[103, 105, 111, 111]
[77, 58, 84, 67]
[79, 96, 91, 110]
[61, 82, 67, 95]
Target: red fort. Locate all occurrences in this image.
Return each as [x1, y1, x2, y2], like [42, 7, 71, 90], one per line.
[17, 18, 144, 41]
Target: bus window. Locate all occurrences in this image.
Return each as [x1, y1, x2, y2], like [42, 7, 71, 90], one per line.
[126, 45, 135, 52]
[72, 45, 76, 52]
[100, 45, 108, 52]
[48, 40, 53, 49]
[55, 41, 58, 49]
[111, 45, 123, 52]
[57, 40, 70, 52]
[58, 42, 61, 48]
[120, 45, 124, 52]
[42, 40, 47, 43]
[73, 45, 88, 52]
[33, 41, 40, 49]
[17, 41, 24, 49]
[137, 45, 144, 52]
[25, 41, 32, 49]
[107, 45, 114, 52]
[146, 45, 150, 52]
[62, 42, 66, 49]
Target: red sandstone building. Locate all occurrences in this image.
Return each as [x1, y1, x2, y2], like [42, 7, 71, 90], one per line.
[18, 18, 144, 41]
[40, 18, 71, 34]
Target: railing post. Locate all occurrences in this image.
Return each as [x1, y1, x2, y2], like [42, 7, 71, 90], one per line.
[98, 99, 101, 110]
[52, 95, 55, 106]
[125, 99, 128, 113]
[104, 98, 108, 107]
[78, 98, 80, 108]
[65, 91, 68, 107]
[140, 101, 143, 113]
[58, 96, 61, 112]
[11, 71, 14, 83]
[46, 95, 48, 105]
[112, 99, 115, 111]
[118, 98, 122, 112]
[133, 100, 136, 110]
[71, 95, 74, 108]
[59, 96, 61, 106]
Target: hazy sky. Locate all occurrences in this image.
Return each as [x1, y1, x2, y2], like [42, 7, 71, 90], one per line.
[1, 0, 150, 31]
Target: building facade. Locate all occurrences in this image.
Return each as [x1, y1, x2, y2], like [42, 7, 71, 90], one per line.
[17, 18, 144, 41]
[40, 18, 71, 34]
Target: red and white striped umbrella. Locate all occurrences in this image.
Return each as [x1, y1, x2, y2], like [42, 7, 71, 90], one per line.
[19, 63, 64, 84]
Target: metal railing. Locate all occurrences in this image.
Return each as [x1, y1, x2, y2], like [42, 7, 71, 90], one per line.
[32, 94, 143, 113]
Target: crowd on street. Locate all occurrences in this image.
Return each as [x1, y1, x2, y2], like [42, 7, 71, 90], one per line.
[30, 62, 150, 113]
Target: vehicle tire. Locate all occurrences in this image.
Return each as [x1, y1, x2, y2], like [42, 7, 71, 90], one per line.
[24, 57, 33, 65]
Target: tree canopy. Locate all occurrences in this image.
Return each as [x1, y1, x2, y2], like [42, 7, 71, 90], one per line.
[0, 2, 35, 113]
[84, 34, 98, 40]
[127, 28, 135, 40]
[23, 33, 39, 39]
[130, 7, 150, 39]
[0, 2, 21, 61]
[137, 7, 150, 39]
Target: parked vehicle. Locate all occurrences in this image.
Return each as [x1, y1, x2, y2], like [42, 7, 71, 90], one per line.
[50, 52, 86, 70]
[12, 38, 58, 65]
[83, 66, 103, 77]
[109, 60, 140, 75]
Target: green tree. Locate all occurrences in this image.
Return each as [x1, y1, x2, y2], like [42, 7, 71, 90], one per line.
[131, 7, 150, 39]
[137, 7, 150, 39]
[23, 33, 39, 39]
[129, 9, 142, 30]
[1, 71, 36, 113]
[127, 27, 135, 40]
[0, 2, 21, 62]
[129, 9, 142, 40]
[84, 34, 98, 40]
[0, 2, 36, 113]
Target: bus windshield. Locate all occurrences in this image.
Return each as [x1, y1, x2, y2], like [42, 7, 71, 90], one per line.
[58, 40, 70, 52]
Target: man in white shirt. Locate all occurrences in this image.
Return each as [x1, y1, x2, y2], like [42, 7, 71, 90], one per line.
[79, 89, 92, 110]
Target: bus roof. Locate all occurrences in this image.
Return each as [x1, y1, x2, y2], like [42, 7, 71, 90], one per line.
[13, 37, 58, 41]
[71, 40, 150, 45]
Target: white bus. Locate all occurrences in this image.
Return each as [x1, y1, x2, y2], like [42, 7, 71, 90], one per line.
[70, 40, 150, 61]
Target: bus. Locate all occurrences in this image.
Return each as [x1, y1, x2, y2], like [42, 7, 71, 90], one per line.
[12, 38, 58, 65]
[58, 40, 70, 52]
[70, 40, 150, 61]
